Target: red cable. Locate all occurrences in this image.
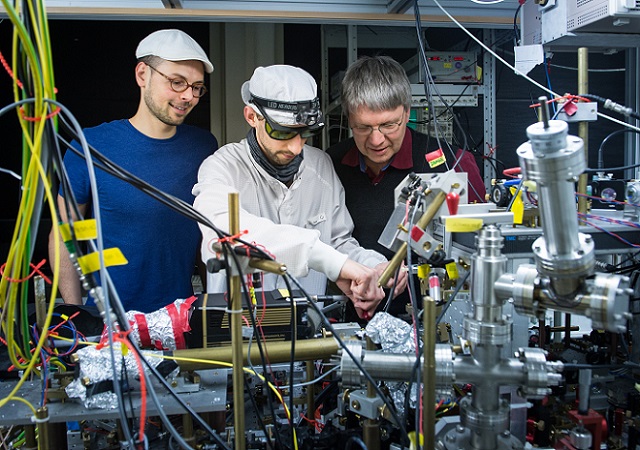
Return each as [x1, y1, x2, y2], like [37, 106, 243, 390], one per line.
[217, 230, 248, 244]
[503, 167, 521, 178]
[0, 259, 52, 284]
[113, 331, 147, 446]
[0, 50, 24, 90]
[19, 105, 61, 122]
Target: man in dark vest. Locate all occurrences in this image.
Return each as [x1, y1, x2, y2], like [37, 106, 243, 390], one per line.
[327, 55, 449, 321]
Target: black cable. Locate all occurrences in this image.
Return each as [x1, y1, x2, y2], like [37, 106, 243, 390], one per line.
[225, 248, 286, 450]
[459, 109, 504, 178]
[4, 96, 238, 450]
[314, 379, 339, 411]
[608, 250, 640, 270]
[58, 115, 278, 267]
[581, 93, 640, 120]
[61, 112, 267, 258]
[239, 370, 273, 450]
[404, 194, 423, 449]
[618, 263, 640, 275]
[345, 435, 368, 450]
[51, 99, 230, 450]
[283, 275, 298, 450]
[585, 161, 640, 173]
[413, 0, 485, 207]
[563, 363, 626, 370]
[120, 356, 141, 447]
[410, 16, 494, 194]
[47, 99, 138, 447]
[409, 85, 471, 126]
[401, 356, 422, 434]
[550, 99, 571, 120]
[593, 128, 640, 173]
[383, 263, 401, 313]
[56, 130, 224, 239]
[513, 1, 524, 47]
[285, 273, 411, 447]
[413, 0, 447, 162]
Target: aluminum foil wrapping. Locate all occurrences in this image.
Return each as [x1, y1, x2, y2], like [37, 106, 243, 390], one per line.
[389, 383, 419, 412]
[126, 296, 196, 350]
[366, 312, 420, 414]
[65, 342, 173, 409]
[365, 311, 418, 354]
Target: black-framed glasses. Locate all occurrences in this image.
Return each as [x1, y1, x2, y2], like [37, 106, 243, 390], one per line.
[147, 64, 208, 98]
[351, 119, 404, 137]
[254, 103, 322, 141]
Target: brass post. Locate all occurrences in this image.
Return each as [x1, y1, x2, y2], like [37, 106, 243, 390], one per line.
[363, 336, 380, 450]
[423, 296, 436, 449]
[183, 413, 196, 446]
[306, 360, 316, 428]
[229, 193, 246, 450]
[378, 191, 447, 287]
[173, 338, 339, 371]
[577, 47, 589, 217]
[23, 424, 37, 450]
[34, 407, 65, 449]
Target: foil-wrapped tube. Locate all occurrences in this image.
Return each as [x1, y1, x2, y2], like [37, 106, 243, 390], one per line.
[366, 312, 420, 414]
[65, 342, 176, 409]
[389, 382, 419, 414]
[366, 312, 418, 354]
[125, 296, 197, 350]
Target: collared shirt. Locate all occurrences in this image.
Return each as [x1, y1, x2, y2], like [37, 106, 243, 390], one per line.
[192, 139, 386, 296]
[341, 127, 414, 185]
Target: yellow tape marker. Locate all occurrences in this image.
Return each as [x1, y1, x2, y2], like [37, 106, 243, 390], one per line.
[278, 289, 291, 298]
[445, 218, 484, 233]
[60, 219, 98, 241]
[417, 264, 431, 280]
[77, 248, 128, 274]
[510, 187, 525, 224]
[445, 261, 459, 280]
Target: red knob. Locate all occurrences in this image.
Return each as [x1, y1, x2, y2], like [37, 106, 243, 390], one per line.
[446, 191, 460, 215]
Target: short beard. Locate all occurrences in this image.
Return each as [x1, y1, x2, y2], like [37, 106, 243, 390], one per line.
[143, 88, 187, 127]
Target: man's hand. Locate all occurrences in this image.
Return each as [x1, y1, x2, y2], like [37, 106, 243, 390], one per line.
[374, 261, 408, 299]
[335, 259, 385, 319]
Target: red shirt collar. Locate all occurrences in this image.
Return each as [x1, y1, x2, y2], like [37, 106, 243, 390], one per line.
[341, 127, 414, 171]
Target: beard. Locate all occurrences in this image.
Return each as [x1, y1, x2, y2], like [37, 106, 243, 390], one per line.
[143, 87, 190, 127]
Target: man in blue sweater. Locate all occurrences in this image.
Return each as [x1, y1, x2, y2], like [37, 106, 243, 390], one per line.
[49, 29, 218, 313]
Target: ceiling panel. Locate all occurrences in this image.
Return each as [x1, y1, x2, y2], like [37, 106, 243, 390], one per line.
[2, 0, 522, 27]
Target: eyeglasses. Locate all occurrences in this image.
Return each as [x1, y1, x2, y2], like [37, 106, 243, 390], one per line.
[351, 120, 404, 137]
[254, 103, 322, 141]
[147, 64, 208, 98]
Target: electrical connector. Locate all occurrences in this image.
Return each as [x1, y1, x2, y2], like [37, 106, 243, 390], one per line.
[603, 99, 634, 117]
